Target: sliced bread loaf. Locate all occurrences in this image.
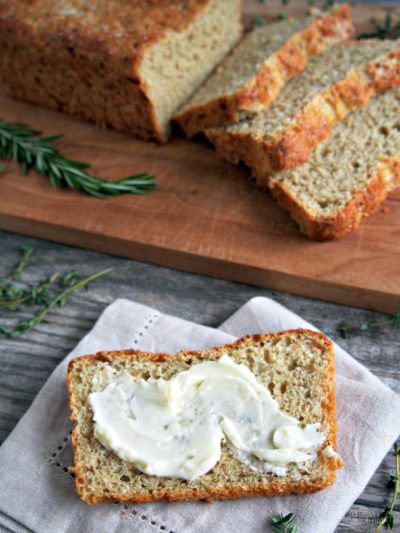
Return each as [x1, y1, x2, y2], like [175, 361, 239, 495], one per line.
[174, 4, 354, 137]
[67, 330, 342, 504]
[0, 0, 242, 143]
[268, 88, 400, 240]
[207, 40, 400, 176]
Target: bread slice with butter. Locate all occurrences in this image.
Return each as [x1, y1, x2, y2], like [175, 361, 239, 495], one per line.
[67, 330, 342, 504]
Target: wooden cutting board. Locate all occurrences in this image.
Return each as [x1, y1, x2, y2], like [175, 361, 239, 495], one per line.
[1, 1, 400, 313]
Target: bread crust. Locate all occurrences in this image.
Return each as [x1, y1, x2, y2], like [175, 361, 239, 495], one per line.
[67, 330, 340, 505]
[0, 0, 238, 143]
[175, 5, 354, 137]
[207, 47, 400, 177]
[269, 153, 400, 241]
[0, 1, 211, 64]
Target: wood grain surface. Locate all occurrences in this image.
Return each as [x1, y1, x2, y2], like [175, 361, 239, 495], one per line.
[0, 2, 400, 314]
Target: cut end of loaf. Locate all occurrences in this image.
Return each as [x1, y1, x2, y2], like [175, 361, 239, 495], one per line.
[141, 0, 242, 142]
[67, 330, 341, 505]
[0, 0, 242, 143]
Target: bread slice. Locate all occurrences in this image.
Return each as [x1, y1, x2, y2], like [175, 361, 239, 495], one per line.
[67, 330, 342, 505]
[0, 0, 242, 143]
[207, 40, 400, 176]
[174, 4, 354, 137]
[267, 88, 400, 241]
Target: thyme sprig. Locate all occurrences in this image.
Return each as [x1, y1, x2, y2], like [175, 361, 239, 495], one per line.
[375, 443, 400, 532]
[271, 512, 297, 533]
[337, 312, 400, 338]
[359, 14, 400, 40]
[0, 120, 156, 199]
[0, 245, 112, 337]
[1, 244, 33, 283]
[0, 273, 59, 311]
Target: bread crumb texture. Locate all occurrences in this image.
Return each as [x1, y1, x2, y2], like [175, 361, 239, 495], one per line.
[175, 5, 354, 136]
[269, 88, 400, 240]
[67, 330, 340, 504]
[207, 40, 400, 175]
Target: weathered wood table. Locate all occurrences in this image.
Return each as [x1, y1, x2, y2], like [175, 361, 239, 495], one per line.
[0, 229, 399, 532]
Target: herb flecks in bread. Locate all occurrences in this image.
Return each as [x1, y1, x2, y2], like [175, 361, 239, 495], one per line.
[67, 330, 342, 505]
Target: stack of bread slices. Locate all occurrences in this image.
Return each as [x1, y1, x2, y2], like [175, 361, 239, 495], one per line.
[175, 5, 400, 240]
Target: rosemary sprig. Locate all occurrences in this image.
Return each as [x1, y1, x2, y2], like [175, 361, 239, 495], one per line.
[271, 512, 297, 533]
[375, 443, 400, 532]
[0, 120, 156, 199]
[0, 267, 112, 337]
[337, 312, 400, 338]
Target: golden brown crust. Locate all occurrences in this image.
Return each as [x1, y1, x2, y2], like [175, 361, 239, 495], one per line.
[76, 474, 337, 505]
[208, 47, 400, 177]
[0, 1, 211, 62]
[0, 0, 236, 143]
[67, 330, 340, 505]
[175, 5, 354, 137]
[269, 153, 400, 241]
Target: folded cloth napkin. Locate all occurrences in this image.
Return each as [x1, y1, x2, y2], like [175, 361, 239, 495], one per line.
[0, 297, 399, 533]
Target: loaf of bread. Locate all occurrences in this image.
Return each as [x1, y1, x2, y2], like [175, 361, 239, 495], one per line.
[268, 88, 400, 240]
[0, 0, 242, 143]
[175, 5, 354, 137]
[67, 330, 342, 504]
[207, 40, 400, 178]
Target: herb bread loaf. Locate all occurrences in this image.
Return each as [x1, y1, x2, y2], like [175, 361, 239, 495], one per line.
[207, 40, 400, 177]
[175, 4, 354, 137]
[268, 88, 400, 240]
[67, 330, 342, 504]
[0, 0, 242, 143]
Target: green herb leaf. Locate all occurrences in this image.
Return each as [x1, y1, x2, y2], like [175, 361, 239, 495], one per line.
[337, 311, 400, 338]
[252, 15, 265, 27]
[375, 443, 400, 532]
[62, 269, 81, 287]
[359, 13, 400, 40]
[0, 120, 157, 199]
[0, 267, 112, 337]
[271, 512, 297, 533]
[0, 244, 112, 336]
[0, 245, 33, 292]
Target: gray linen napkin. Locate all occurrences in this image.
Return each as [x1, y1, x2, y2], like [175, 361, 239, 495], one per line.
[0, 297, 399, 533]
